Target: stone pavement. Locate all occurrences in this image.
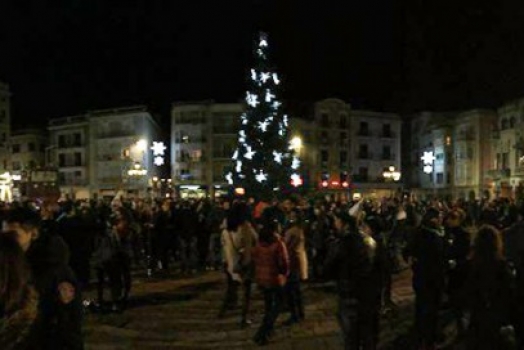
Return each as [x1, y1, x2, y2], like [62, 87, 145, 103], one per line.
[84, 270, 415, 350]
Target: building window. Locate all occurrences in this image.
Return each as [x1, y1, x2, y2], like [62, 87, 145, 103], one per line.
[340, 132, 347, 146]
[436, 173, 444, 184]
[339, 115, 347, 129]
[12, 144, 20, 153]
[40, 144, 46, 152]
[321, 131, 329, 144]
[74, 171, 82, 178]
[321, 150, 329, 163]
[73, 133, 81, 146]
[382, 124, 392, 137]
[12, 161, 21, 171]
[382, 146, 391, 160]
[28, 142, 35, 152]
[58, 154, 66, 167]
[74, 153, 82, 166]
[358, 167, 369, 181]
[321, 113, 329, 128]
[340, 151, 348, 165]
[359, 144, 369, 159]
[359, 122, 369, 136]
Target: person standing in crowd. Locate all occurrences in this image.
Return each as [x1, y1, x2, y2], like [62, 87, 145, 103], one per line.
[444, 209, 471, 338]
[283, 208, 308, 325]
[233, 202, 258, 328]
[153, 200, 174, 271]
[405, 207, 447, 350]
[0, 232, 39, 350]
[4, 207, 84, 349]
[323, 207, 373, 350]
[218, 205, 242, 319]
[465, 225, 514, 349]
[252, 221, 289, 346]
[111, 207, 133, 310]
[504, 204, 524, 349]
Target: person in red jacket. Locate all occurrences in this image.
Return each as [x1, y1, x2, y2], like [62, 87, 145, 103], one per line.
[252, 221, 289, 346]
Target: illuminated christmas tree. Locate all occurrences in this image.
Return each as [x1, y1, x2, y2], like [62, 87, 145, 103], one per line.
[226, 32, 300, 199]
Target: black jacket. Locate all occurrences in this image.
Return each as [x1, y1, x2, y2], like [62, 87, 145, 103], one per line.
[323, 229, 372, 300]
[407, 224, 447, 291]
[26, 232, 84, 350]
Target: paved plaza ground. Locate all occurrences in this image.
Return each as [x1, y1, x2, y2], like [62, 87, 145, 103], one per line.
[84, 270, 415, 350]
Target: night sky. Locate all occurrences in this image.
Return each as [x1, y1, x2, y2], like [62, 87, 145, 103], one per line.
[1, 1, 524, 129]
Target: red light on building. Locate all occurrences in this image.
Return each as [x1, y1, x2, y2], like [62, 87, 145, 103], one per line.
[321, 181, 329, 188]
[342, 181, 349, 188]
[332, 181, 339, 186]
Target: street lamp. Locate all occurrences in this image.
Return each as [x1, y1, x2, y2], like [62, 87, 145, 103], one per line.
[135, 139, 148, 152]
[383, 166, 401, 182]
[290, 136, 303, 151]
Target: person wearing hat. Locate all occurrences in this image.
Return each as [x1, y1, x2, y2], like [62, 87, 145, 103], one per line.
[405, 207, 447, 350]
[323, 206, 374, 350]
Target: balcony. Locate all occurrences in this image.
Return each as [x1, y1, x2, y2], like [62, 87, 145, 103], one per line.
[357, 130, 371, 137]
[381, 153, 396, 161]
[57, 141, 83, 149]
[97, 130, 134, 139]
[381, 132, 395, 139]
[514, 166, 524, 177]
[486, 168, 511, 179]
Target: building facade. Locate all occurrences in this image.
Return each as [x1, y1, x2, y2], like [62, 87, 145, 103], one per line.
[0, 82, 11, 171]
[171, 101, 242, 198]
[48, 106, 159, 199]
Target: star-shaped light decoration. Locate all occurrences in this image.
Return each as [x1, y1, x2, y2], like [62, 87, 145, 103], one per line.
[259, 39, 268, 47]
[258, 120, 270, 132]
[238, 130, 246, 143]
[291, 156, 301, 170]
[232, 150, 239, 160]
[154, 156, 165, 166]
[236, 160, 242, 173]
[273, 151, 283, 164]
[251, 69, 257, 81]
[272, 101, 282, 109]
[265, 90, 276, 102]
[421, 151, 436, 165]
[261, 72, 271, 83]
[291, 173, 302, 187]
[255, 171, 268, 183]
[283, 115, 289, 127]
[241, 114, 248, 125]
[273, 73, 280, 85]
[151, 142, 166, 156]
[225, 172, 233, 185]
[423, 165, 433, 174]
[246, 92, 259, 107]
[245, 147, 255, 160]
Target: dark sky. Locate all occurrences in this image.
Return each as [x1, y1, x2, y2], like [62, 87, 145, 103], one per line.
[1, 1, 524, 129]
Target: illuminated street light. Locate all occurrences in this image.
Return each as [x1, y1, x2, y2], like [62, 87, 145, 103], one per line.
[135, 139, 148, 152]
[290, 136, 303, 151]
[383, 166, 401, 181]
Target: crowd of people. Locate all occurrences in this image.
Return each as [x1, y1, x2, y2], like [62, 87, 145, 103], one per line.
[0, 194, 523, 349]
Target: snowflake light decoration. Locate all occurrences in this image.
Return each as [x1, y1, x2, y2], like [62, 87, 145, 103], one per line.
[258, 120, 270, 132]
[255, 171, 268, 183]
[154, 156, 165, 166]
[261, 72, 271, 83]
[236, 160, 242, 173]
[232, 150, 239, 160]
[259, 39, 268, 47]
[245, 147, 255, 160]
[225, 172, 233, 185]
[246, 92, 259, 107]
[291, 156, 301, 170]
[265, 90, 276, 102]
[251, 69, 257, 81]
[273, 151, 283, 164]
[151, 142, 166, 156]
[273, 73, 280, 85]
